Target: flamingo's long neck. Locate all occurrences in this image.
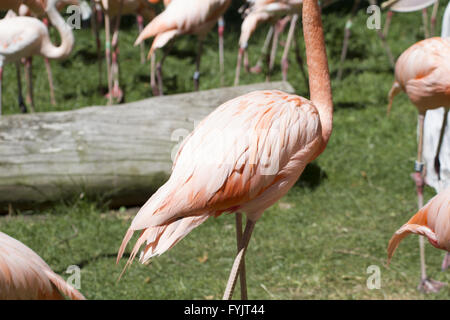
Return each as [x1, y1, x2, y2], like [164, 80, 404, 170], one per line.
[41, 0, 74, 60]
[302, 0, 333, 150]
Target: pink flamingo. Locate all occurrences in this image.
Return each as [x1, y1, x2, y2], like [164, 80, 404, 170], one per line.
[14, 0, 81, 108]
[0, 0, 74, 116]
[0, 232, 86, 300]
[94, 0, 157, 104]
[387, 37, 450, 292]
[117, 0, 332, 299]
[234, 0, 303, 86]
[135, 0, 232, 96]
[388, 187, 450, 272]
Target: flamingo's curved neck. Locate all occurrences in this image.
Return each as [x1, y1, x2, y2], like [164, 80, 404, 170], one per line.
[41, 0, 74, 60]
[302, 0, 333, 151]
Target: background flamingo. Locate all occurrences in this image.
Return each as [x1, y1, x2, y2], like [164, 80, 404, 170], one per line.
[388, 187, 450, 271]
[234, 0, 303, 86]
[0, 0, 74, 116]
[382, 0, 439, 39]
[135, 0, 232, 96]
[387, 36, 450, 292]
[0, 232, 86, 300]
[14, 0, 83, 108]
[94, 0, 157, 104]
[117, 0, 332, 299]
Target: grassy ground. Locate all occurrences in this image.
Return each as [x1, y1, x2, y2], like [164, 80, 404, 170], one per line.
[1, 3, 449, 299]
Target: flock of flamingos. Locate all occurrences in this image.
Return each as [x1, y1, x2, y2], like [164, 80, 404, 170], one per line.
[0, 0, 449, 300]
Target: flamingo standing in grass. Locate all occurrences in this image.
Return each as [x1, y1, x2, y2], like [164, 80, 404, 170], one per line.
[0, 232, 86, 300]
[0, 0, 74, 116]
[135, 0, 232, 96]
[117, 0, 332, 299]
[234, 0, 303, 86]
[388, 187, 450, 272]
[387, 36, 450, 292]
[15, 0, 83, 108]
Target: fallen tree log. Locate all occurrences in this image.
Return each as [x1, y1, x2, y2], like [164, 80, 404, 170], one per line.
[0, 82, 295, 213]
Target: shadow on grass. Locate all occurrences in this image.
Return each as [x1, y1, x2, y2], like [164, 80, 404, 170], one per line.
[55, 252, 131, 274]
[295, 162, 328, 190]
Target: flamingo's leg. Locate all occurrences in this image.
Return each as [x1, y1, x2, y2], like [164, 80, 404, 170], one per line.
[137, 14, 145, 65]
[108, 1, 124, 103]
[156, 41, 174, 96]
[383, 10, 393, 38]
[250, 26, 274, 74]
[150, 53, 158, 96]
[92, 1, 103, 91]
[104, 7, 113, 105]
[218, 17, 225, 86]
[336, 0, 360, 81]
[234, 46, 246, 86]
[24, 58, 35, 113]
[430, 1, 439, 37]
[267, 21, 281, 82]
[15, 62, 27, 113]
[413, 113, 446, 293]
[422, 8, 430, 39]
[235, 213, 247, 300]
[281, 14, 298, 82]
[193, 39, 203, 91]
[44, 58, 56, 106]
[223, 218, 256, 300]
[91, 1, 103, 90]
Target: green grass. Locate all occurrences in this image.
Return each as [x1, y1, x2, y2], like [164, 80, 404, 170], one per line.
[1, 3, 450, 299]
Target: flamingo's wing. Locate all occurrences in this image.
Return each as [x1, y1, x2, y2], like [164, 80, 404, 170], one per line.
[0, 18, 43, 61]
[117, 90, 322, 265]
[0, 232, 85, 300]
[135, 0, 229, 44]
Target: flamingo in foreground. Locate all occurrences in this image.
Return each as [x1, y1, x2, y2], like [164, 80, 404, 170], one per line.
[135, 0, 232, 96]
[387, 36, 450, 292]
[0, 0, 74, 116]
[388, 187, 450, 274]
[117, 0, 332, 299]
[0, 232, 86, 300]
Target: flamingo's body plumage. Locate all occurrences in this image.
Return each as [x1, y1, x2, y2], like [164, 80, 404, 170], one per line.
[135, 0, 231, 55]
[0, 232, 86, 300]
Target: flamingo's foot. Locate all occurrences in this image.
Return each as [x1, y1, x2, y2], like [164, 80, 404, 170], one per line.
[250, 65, 262, 74]
[442, 253, 450, 272]
[417, 278, 446, 293]
[105, 86, 123, 104]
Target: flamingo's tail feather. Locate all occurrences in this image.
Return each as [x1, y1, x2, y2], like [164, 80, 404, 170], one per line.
[45, 271, 86, 300]
[387, 81, 401, 116]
